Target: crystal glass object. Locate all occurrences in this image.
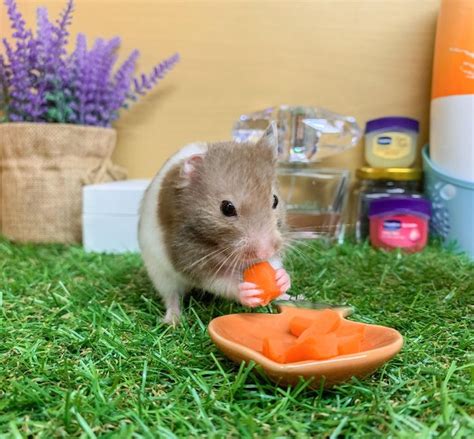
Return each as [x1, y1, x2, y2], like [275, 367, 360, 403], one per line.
[233, 105, 361, 163]
[277, 166, 350, 241]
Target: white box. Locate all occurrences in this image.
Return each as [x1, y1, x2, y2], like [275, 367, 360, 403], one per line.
[83, 179, 150, 253]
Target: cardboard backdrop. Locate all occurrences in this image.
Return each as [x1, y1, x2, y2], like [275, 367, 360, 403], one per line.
[0, 0, 439, 178]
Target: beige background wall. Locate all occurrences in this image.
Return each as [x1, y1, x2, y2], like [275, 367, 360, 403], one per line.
[1, 0, 440, 178]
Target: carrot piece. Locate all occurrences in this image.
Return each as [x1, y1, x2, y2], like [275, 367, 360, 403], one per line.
[289, 316, 314, 337]
[337, 333, 364, 355]
[284, 334, 339, 362]
[297, 309, 342, 341]
[335, 321, 366, 337]
[284, 343, 306, 363]
[262, 337, 286, 363]
[243, 262, 280, 306]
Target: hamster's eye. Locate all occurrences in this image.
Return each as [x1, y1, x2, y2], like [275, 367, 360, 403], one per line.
[272, 194, 279, 209]
[221, 200, 237, 217]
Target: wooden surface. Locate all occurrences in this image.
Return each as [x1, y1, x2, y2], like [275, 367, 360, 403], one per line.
[1, 0, 440, 178]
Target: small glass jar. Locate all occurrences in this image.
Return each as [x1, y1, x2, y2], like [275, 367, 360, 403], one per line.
[277, 165, 350, 242]
[369, 197, 431, 253]
[354, 167, 423, 242]
[364, 117, 419, 168]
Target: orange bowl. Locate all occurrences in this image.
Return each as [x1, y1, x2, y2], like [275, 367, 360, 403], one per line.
[208, 304, 403, 388]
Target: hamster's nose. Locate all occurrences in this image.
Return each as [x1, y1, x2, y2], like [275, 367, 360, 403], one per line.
[244, 245, 274, 261]
[246, 235, 282, 261]
[255, 240, 281, 260]
[256, 248, 273, 260]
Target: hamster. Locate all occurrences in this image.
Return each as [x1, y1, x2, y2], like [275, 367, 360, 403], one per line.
[138, 124, 291, 324]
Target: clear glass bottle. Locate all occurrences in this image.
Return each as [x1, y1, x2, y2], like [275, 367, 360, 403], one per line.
[354, 167, 422, 242]
[232, 105, 362, 242]
[233, 105, 361, 163]
[277, 166, 350, 242]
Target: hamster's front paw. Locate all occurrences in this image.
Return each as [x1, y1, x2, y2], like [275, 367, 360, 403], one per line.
[238, 282, 264, 307]
[275, 268, 291, 295]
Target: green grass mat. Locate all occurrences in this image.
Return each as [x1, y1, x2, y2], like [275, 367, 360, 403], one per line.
[0, 239, 473, 437]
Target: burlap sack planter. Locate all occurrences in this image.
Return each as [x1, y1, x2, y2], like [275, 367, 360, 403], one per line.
[0, 123, 126, 244]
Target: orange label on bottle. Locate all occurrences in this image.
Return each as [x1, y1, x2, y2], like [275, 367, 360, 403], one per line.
[432, 0, 474, 99]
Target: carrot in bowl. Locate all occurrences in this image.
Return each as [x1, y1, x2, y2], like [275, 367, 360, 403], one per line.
[297, 309, 342, 341]
[335, 321, 366, 337]
[285, 334, 339, 362]
[288, 316, 314, 337]
[262, 337, 286, 363]
[259, 309, 366, 364]
[337, 333, 364, 356]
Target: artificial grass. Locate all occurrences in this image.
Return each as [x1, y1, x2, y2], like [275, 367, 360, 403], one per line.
[0, 238, 473, 438]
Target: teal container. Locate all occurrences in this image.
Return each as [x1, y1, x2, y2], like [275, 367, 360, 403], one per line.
[423, 146, 474, 259]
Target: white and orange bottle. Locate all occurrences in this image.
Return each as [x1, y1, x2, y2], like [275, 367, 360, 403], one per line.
[430, 0, 474, 182]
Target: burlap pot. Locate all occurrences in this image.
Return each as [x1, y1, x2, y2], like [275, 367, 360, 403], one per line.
[0, 123, 127, 243]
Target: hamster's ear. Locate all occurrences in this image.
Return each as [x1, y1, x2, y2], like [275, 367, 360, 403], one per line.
[179, 154, 205, 186]
[257, 121, 279, 156]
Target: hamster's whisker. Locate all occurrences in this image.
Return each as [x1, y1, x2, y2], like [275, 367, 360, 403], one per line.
[229, 248, 243, 276]
[185, 246, 229, 271]
[223, 241, 249, 299]
[284, 223, 355, 231]
[208, 246, 242, 289]
[284, 238, 315, 254]
[235, 237, 248, 251]
[283, 236, 314, 248]
[226, 250, 244, 298]
[284, 242, 309, 260]
[282, 241, 316, 266]
[285, 244, 312, 261]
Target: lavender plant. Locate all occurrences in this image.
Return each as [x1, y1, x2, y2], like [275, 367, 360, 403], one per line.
[0, 0, 179, 126]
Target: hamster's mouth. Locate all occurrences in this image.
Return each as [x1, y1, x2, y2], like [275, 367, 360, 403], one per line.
[241, 249, 279, 266]
[213, 257, 259, 276]
[208, 249, 279, 276]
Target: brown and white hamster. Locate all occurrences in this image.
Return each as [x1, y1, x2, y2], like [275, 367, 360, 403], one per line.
[138, 124, 291, 324]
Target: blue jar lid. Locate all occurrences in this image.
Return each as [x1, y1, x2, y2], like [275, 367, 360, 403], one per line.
[369, 196, 431, 217]
[365, 117, 419, 134]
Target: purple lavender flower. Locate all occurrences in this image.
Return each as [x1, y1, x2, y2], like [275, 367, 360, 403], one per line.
[68, 33, 88, 123]
[0, 54, 10, 121]
[106, 49, 140, 123]
[133, 53, 180, 96]
[3, 0, 37, 121]
[1, 0, 179, 127]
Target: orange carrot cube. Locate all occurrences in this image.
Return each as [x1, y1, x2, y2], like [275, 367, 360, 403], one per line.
[262, 337, 286, 363]
[337, 333, 364, 355]
[284, 334, 339, 362]
[297, 309, 342, 341]
[335, 321, 366, 337]
[243, 262, 280, 306]
[288, 316, 314, 337]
